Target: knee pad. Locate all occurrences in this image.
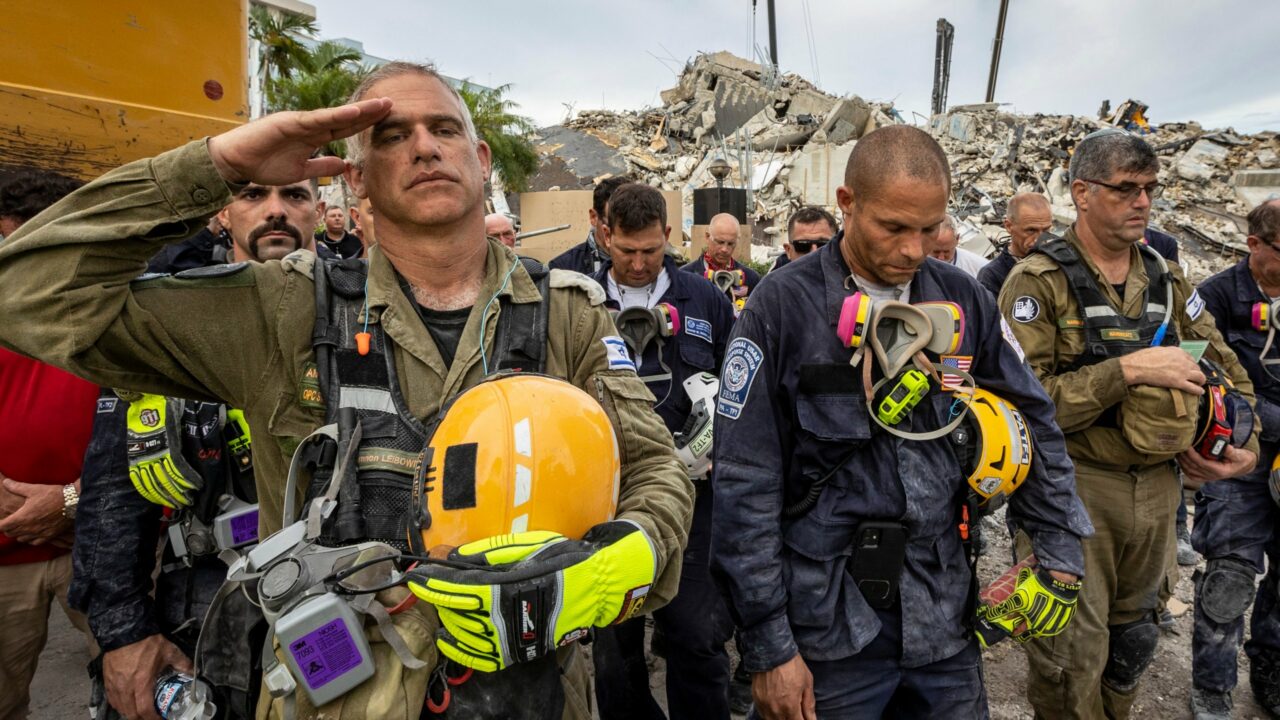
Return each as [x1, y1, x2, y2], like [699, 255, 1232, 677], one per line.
[1102, 620, 1160, 693]
[1199, 557, 1257, 624]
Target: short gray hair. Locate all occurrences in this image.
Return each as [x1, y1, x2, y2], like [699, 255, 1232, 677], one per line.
[344, 61, 479, 168]
[1068, 129, 1159, 187]
[1248, 199, 1280, 244]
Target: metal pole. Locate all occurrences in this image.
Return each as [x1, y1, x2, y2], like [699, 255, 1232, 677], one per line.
[985, 0, 1010, 103]
[932, 19, 955, 116]
[766, 0, 779, 68]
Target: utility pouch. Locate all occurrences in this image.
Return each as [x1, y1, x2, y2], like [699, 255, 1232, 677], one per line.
[848, 521, 907, 609]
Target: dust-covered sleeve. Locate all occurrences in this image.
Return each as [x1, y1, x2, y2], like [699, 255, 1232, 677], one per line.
[565, 297, 694, 611]
[709, 304, 797, 673]
[999, 265, 1129, 433]
[0, 141, 289, 407]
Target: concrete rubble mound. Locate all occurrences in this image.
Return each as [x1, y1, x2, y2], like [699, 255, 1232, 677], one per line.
[524, 50, 1279, 279]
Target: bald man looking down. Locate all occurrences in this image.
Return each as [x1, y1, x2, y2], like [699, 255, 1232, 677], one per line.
[978, 193, 1053, 296]
[683, 212, 760, 303]
[711, 124, 1089, 719]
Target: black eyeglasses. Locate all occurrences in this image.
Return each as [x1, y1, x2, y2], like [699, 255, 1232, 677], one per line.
[792, 238, 831, 253]
[1080, 178, 1164, 202]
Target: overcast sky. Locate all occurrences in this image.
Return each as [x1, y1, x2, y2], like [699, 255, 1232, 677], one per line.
[307, 0, 1279, 134]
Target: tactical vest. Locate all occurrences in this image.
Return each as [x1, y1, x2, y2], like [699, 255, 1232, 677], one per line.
[1034, 235, 1179, 373]
[303, 257, 551, 551]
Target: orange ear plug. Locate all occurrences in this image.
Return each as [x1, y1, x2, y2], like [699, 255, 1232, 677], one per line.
[355, 332, 372, 356]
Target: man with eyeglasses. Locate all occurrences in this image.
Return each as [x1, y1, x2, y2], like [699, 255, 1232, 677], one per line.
[769, 206, 839, 273]
[999, 129, 1258, 719]
[1185, 198, 1280, 720]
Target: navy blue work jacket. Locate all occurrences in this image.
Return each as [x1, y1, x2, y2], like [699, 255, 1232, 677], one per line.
[711, 234, 1091, 673]
[681, 256, 762, 296]
[594, 255, 737, 434]
[1198, 257, 1280, 441]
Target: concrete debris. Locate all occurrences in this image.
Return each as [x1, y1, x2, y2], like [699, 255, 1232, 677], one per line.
[520, 52, 1278, 281]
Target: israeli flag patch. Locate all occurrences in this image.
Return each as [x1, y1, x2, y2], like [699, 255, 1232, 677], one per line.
[1186, 290, 1205, 321]
[717, 338, 763, 419]
[602, 336, 636, 371]
[685, 316, 713, 344]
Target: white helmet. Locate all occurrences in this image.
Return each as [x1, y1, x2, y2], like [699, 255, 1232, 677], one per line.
[674, 373, 718, 479]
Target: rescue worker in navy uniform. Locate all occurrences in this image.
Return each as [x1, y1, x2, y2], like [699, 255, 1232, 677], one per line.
[69, 178, 321, 720]
[1000, 129, 1258, 720]
[548, 175, 632, 275]
[1188, 198, 1280, 719]
[588, 183, 737, 718]
[712, 125, 1093, 719]
[683, 213, 761, 304]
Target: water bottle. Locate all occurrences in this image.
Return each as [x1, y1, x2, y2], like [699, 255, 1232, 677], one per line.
[153, 670, 217, 720]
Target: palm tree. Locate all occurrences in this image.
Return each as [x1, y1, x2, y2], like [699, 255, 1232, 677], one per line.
[249, 6, 318, 114]
[457, 82, 540, 193]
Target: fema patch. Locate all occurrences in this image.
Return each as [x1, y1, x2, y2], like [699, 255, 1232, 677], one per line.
[1186, 289, 1205, 321]
[685, 316, 713, 344]
[1012, 296, 1040, 323]
[1001, 317, 1027, 363]
[717, 338, 763, 419]
[602, 336, 636, 371]
[97, 397, 118, 414]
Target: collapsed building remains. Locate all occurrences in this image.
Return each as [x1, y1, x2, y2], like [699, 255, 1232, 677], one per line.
[518, 50, 1279, 280]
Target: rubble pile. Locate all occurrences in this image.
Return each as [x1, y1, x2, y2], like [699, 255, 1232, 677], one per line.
[525, 51, 901, 249]
[522, 50, 1279, 278]
[932, 104, 1280, 281]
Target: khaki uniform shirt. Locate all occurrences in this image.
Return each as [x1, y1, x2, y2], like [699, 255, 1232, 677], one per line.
[999, 227, 1258, 469]
[0, 141, 693, 718]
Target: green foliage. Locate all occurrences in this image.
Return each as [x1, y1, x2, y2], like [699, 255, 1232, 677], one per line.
[457, 82, 539, 192]
[746, 258, 775, 277]
[249, 7, 317, 84]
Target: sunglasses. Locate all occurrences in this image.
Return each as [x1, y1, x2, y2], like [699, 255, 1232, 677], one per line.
[792, 238, 831, 253]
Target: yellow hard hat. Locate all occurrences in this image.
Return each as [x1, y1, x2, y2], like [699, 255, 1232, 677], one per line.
[951, 388, 1033, 509]
[408, 374, 620, 554]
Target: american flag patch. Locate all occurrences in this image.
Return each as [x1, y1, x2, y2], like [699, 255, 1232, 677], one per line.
[939, 355, 972, 390]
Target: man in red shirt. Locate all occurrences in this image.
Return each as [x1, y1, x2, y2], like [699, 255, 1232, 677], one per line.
[0, 169, 100, 718]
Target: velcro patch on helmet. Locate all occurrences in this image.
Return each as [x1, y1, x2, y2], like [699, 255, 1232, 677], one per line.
[442, 443, 479, 510]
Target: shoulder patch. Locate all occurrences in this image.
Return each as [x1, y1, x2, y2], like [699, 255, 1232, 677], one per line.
[717, 338, 763, 420]
[684, 316, 713, 344]
[549, 269, 606, 306]
[1186, 289, 1205, 321]
[1012, 296, 1041, 323]
[1000, 317, 1027, 362]
[174, 262, 250, 279]
[601, 336, 636, 371]
[96, 397, 118, 414]
[281, 248, 317, 279]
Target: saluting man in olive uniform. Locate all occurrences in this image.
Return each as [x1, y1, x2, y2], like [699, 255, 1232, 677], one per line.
[0, 61, 692, 719]
[999, 129, 1258, 720]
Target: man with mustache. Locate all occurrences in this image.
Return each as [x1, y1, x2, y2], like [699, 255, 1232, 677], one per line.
[69, 178, 319, 720]
[0, 61, 689, 718]
[999, 129, 1257, 719]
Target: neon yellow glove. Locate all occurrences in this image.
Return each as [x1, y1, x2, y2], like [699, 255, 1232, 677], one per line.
[406, 521, 657, 672]
[977, 567, 1080, 645]
[126, 394, 201, 509]
[225, 408, 253, 473]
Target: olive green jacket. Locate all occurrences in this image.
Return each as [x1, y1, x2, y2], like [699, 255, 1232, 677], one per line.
[0, 140, 693, 718]
[999, 227, 1259, 469]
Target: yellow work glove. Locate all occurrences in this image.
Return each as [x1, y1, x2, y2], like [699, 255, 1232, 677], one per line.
[976, 566, 1080, 646]
[126, 394, 201, 509]
[225, 408, 253, 473]
[406, 521, 657, 672]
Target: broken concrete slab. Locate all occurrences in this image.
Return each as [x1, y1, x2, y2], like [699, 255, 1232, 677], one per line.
[1233, 170, 1280, 207]
[1177, 138, 1231, 181]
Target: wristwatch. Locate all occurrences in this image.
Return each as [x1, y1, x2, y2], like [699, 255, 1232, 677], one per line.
[62, 483, 79, 521]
